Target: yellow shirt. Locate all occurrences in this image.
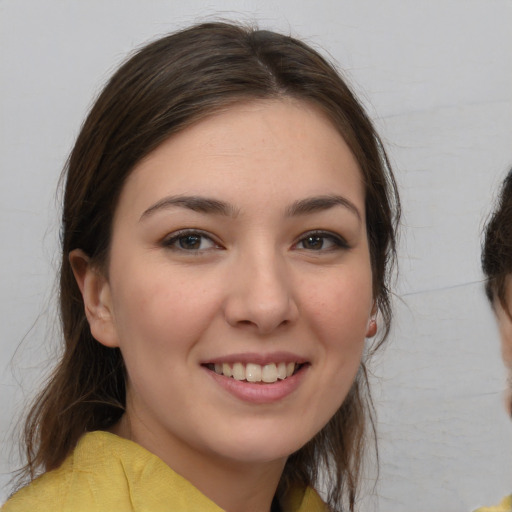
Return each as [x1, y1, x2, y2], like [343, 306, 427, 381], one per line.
[474, 495, 512, 512]
[2, 431, 328, 512]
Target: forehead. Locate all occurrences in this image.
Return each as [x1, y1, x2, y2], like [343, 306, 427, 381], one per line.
[116, 99, 365, 219]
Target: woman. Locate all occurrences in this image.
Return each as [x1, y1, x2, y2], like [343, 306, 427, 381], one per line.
[479, 169, 512, 512]
[3, 22, 399, 512]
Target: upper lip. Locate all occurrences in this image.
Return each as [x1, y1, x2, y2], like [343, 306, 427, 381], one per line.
[201, 352, 309, 366]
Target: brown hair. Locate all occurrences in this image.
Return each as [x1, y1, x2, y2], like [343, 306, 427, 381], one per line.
[21, 22, 400, 511]
[482, 168, 512, 313]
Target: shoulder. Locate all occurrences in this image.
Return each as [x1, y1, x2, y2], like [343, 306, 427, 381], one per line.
[2, 461, 74, 512]
[2, 431, 226, 512]
[1, 431, 129, 512]
[474, 495, 512, 512]
[284, 486, 329, 512]
[300, 487, 329, 511]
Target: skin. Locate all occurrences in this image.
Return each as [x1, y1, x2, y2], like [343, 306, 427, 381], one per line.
[71, 99, 375, 512]
[494, 279, 512, 416]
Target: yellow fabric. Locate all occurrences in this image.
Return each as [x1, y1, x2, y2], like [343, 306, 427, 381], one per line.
[2, 431, 328, 512]
[474, 495, 512, 512]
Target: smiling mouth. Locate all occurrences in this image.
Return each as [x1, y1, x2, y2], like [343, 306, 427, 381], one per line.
[204, 362, 305, 383]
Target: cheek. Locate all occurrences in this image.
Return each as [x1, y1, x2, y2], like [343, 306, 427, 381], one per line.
[499, 324, 512, 369]
[304, 270, 373, 342]
[301, 267, 372, 412]
[303, 277, 370, 425]
[110, 264, 222, 358]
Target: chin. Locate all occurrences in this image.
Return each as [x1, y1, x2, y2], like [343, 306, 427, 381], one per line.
[207, 422, 319, 465]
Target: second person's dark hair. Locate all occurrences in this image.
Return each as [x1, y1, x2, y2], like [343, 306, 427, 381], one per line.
[482, 168, 512, 311]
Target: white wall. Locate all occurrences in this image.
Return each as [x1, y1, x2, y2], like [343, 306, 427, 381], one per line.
[1, 1, 511, 510]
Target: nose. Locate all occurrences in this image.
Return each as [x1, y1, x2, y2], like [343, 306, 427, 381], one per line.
[223, 249, 299, 335]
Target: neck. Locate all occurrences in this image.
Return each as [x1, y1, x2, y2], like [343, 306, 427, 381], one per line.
[111, 414, 286, 512]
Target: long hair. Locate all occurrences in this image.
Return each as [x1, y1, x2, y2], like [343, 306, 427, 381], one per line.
[21, 22, 400, 511]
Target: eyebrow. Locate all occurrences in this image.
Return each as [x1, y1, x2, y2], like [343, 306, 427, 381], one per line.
[140, 193, 362, 222]
[285, 195, 362, 221]
[140, 195, 239, 220]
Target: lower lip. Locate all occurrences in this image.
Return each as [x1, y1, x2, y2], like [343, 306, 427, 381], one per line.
[204, 365, 309, 404]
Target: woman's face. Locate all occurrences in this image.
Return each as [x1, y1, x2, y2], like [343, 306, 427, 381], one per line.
[88, 99, 374, 472]
[494, 279, 512, 414]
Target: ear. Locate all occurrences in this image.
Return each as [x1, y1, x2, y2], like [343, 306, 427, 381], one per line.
[365, 302, 378, 338]
[69, 249, 119, 348]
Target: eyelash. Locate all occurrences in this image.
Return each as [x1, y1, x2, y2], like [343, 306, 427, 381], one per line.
[293, 230, 349, 252]
[162, 229, 222, 252]
[162, 229, 349, 253]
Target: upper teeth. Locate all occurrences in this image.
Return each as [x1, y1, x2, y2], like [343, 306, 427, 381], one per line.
[213, 362, 296, 383]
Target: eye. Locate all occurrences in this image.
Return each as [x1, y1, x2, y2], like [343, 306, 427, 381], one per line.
[294, 231, 348, 251]
[162, 230, 220, 252]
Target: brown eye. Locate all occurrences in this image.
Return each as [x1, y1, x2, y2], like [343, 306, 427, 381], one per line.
[302, 236, 324, 250]
[178, 234, 202, 250]
[163, 230, 218, 251]
[295, 231, 348, 251]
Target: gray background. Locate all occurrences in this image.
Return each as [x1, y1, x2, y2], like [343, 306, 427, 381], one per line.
[1, 1, 511, 510]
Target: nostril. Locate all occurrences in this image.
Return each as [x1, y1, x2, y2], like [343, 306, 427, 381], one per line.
[224, 286, 299, 333]
[234, 318, 290, 332]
